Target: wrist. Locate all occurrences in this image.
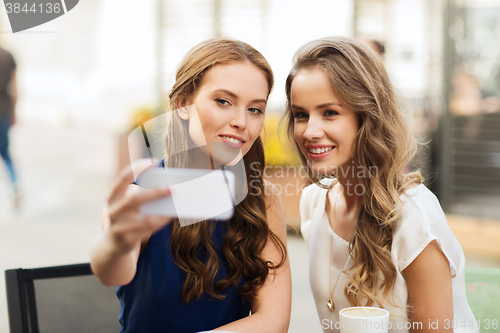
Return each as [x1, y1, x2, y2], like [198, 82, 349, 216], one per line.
[103, 228, 136, 257]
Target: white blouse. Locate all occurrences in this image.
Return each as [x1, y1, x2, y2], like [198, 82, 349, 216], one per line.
[300, 180, 479, 333]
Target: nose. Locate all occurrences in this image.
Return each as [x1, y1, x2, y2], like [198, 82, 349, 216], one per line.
[229, 108, 247, 130]
[302, 116, 324, 141]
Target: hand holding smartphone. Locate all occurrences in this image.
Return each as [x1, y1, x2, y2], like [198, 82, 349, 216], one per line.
[136, 167, 236, 225]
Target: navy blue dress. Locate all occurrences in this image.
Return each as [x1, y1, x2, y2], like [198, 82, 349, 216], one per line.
[116, 222, 251, 333]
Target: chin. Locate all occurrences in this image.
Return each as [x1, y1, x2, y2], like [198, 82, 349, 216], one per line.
[213, 151, 244, 167]
[206, 142, 243, 167]
[307, 161, 338, 177]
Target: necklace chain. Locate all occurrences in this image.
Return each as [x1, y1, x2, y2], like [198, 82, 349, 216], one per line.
[327, 188, 350, 312]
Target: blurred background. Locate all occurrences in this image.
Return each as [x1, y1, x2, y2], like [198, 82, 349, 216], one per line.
[0, 0, 499, 332]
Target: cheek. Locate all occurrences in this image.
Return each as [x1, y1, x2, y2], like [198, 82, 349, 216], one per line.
[194, 98, 219, 124]
[344, 131, 358, 157]
[199, 109, 225, 139]
[188, 121, 207, 146]
[347, 125, 359, 149]
[186, 109, 204, 141]
[197, 107, 215, 129]
[249, 118, 264, 141]
[293, 123, 304, 144]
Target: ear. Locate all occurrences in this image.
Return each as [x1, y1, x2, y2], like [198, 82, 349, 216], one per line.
[175, 95, 190, 120]
[177, 106, 189, 120]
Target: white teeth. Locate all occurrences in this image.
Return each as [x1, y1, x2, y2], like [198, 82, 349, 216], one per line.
[308, 147, 334, 154]
[221, 136, 243, 144]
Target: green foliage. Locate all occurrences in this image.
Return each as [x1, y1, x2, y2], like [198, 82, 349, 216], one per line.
[465, 268, 500, 333]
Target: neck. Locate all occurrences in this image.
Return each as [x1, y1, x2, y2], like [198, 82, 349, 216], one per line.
[335, 162, 363, 212]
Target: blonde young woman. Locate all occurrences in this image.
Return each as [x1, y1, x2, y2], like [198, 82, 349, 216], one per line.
[90, 38, 291, 333]
[283, 37, 478, 332]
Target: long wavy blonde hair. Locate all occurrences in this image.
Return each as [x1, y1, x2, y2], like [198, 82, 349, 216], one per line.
[283, 37, 422, 307]
[164, 38, 286, 303]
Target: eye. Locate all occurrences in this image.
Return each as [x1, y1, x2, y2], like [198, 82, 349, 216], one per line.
[324, 110, 339, 117]
[216, 98, 230, 106]
[292, 112, 308, 119]
[248, 107, 263, 114]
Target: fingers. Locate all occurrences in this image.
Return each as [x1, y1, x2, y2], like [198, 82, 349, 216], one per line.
[118, 187, 172, 213]
[140, 214, 174, 233]
[111, 213, 173, 235]
[105, 160, 174, 255]
[108, 167, 136, 203]
[109, 187, 172, 227]
[109, 159, 158, 203]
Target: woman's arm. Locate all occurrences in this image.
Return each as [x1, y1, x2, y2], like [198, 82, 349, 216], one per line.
[403, 240, 454, 332]
[215, 181, 292, 333]
[90, 164, 173, 286]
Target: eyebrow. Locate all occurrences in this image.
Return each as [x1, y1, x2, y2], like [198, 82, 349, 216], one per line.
[291, 102, 343, 110]
[215, 89, 267, 105]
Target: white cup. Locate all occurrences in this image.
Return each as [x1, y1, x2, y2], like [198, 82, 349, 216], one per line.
[339, 306, 390, 333]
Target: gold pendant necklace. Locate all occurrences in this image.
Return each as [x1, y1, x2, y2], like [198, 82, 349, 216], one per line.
[327, 296, 334, 311]
[327, 191, 350, 312]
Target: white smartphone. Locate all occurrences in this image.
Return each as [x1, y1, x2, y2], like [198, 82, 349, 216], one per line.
[136, 167, 236, 223]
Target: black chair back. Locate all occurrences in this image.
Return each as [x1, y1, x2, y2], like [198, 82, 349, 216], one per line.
[5, 263, 120, 333]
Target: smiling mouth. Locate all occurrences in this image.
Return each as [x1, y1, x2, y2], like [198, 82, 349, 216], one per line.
[220, 135, 244, 144]
[308, 146, 335, 154]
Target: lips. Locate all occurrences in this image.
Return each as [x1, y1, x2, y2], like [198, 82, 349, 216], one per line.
[308, 146, 334, 154]
[220, 135, 244, 144]
[219, 135, 245, 148]
[305, 145, 335, 159]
